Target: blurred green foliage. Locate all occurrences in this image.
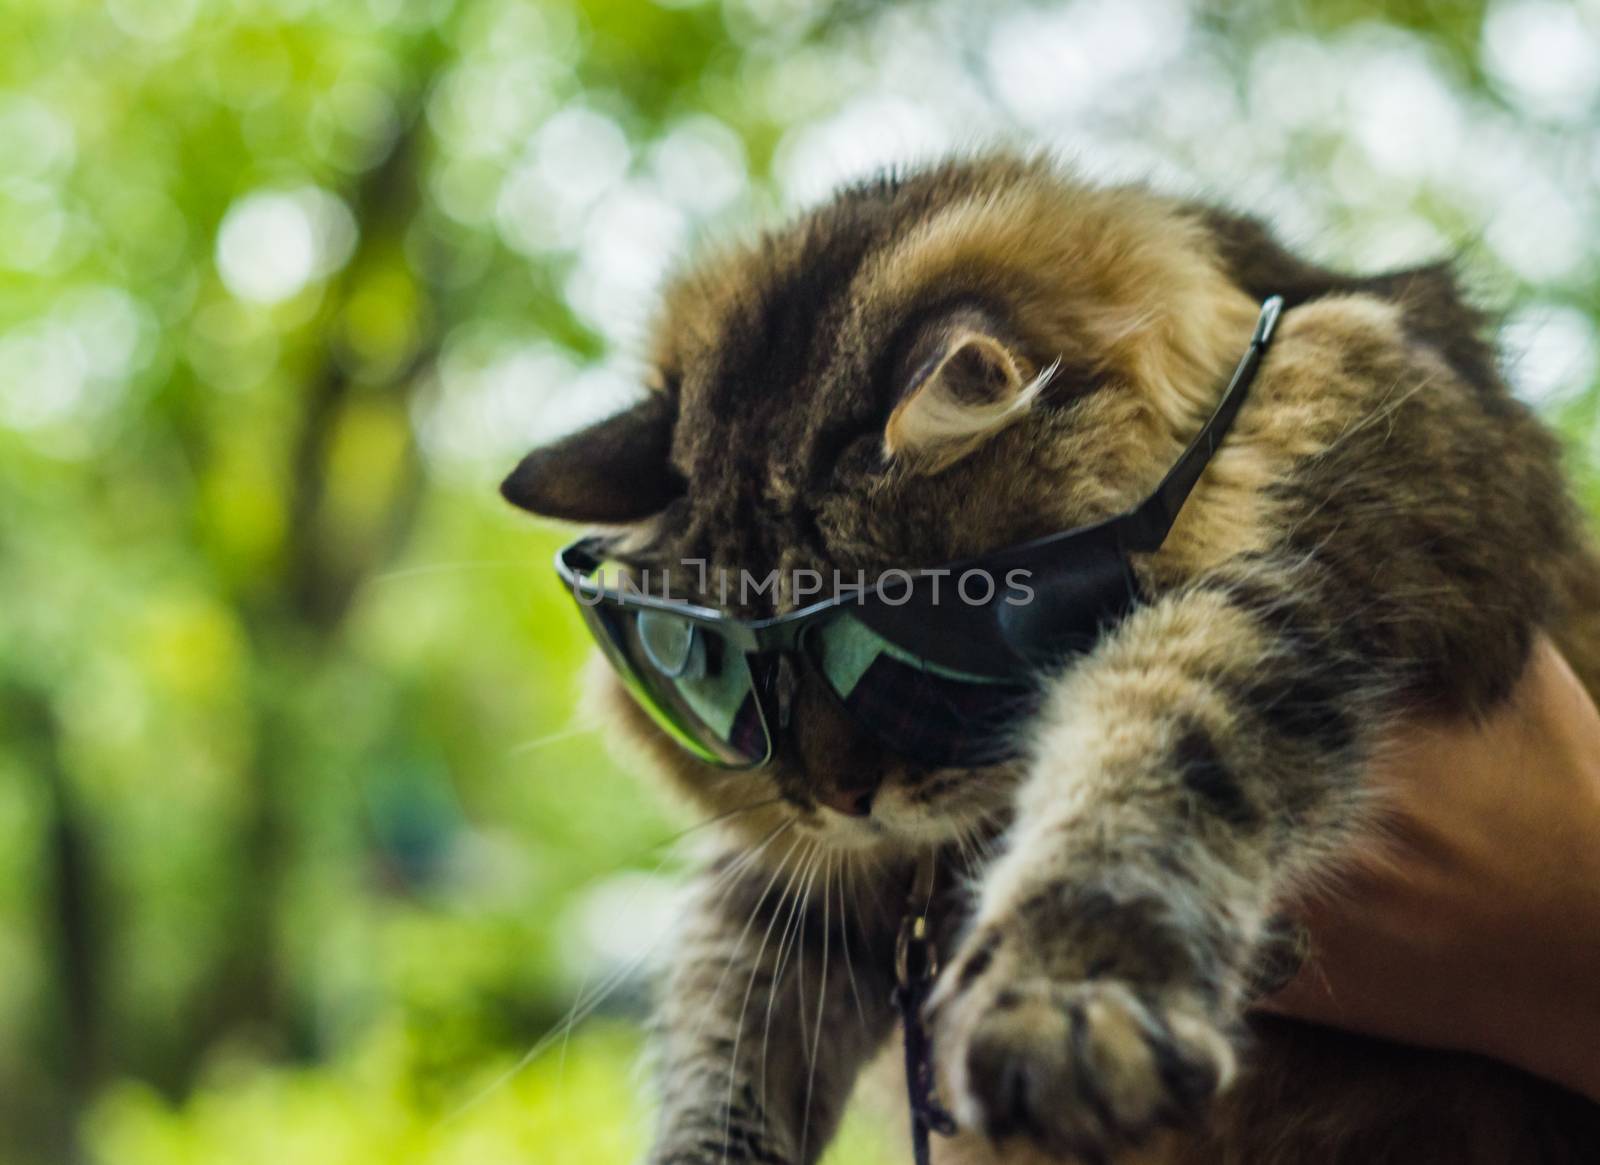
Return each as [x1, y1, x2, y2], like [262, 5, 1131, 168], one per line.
[1, 0, 1596, 1162]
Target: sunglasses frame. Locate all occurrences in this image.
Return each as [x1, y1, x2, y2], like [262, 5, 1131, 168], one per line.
[552, 295, 1283, 768]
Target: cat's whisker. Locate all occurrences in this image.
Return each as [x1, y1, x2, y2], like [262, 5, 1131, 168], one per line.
[835, 852, 868, 1027]
[798, 852, 833, 1164]
[687, 825, 800, 1062]
[370, 559, 525, 584]
[561, 800, 793, 1077]
[676, 821, 800, 1066]
[438, 871, 672, 1122]
[441, 819, 788, 1126]
[563, 835, 763, 1042]
[550, 831, 786, 1082]
[565, 795, 788, 912]
[791, 864, 812, 1040]
[790, 844, 828, 1040]
[711, 816, 794, 894]
[759, 842, 820, 1117]
[952, 829, 976, 874]
[505, 723, 597, 756]
[955, 817, 1002, 874]
[855, 846, 890, 923]
[649, 795, 787, 855]
[722, 837, 816, 1165]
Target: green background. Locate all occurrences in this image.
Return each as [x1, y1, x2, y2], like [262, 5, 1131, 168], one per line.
[2, 0, 1597, 1161]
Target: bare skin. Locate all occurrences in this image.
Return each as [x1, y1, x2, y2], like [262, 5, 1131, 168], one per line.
[1262, 635, 1600, 1102]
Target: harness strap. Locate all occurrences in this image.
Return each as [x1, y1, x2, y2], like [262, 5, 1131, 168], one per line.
[894, 853, 956, 1165]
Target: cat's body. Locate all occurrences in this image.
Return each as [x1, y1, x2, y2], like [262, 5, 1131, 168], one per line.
[504, 155, 1600, 1163]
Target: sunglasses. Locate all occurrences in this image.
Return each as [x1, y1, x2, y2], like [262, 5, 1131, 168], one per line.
[554, 296, 1283, 770]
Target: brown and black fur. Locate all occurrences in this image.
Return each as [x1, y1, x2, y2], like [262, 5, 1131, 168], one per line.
[502, 153, 1600, 1163]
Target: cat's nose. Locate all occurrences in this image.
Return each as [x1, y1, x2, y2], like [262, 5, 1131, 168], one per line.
[787, 669, 885, 817]
[816, 782, 877, 818]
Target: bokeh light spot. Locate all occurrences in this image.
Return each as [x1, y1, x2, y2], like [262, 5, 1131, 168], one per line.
[106, 0, 199, 43]
[215, 187, 359, 306]
[1503, 304, 1599, 407]
[1483, 0, 1600, 120]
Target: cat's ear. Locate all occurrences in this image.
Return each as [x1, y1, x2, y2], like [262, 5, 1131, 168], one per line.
[883, 325, 1045, 475]
[500, 392, 683, 523]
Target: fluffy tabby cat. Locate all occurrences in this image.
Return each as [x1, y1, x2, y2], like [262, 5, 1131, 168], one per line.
[502, 154, 1600, 1163]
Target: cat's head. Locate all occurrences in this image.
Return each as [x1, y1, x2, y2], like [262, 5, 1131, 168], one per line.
[504, 154, 1261, 855]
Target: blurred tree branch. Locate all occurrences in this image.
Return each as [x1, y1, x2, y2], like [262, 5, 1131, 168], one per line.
[190, 43, 448, 1082]
[4, 682, 98, 1165]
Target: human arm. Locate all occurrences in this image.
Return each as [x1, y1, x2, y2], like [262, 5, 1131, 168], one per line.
[1261, 635, 1600, 1102]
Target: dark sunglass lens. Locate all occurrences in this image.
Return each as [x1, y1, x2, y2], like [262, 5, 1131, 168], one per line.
[808, 614, 1036, 767]
[636, 609, 700, 678]
[644, 625, 770, 766]
[579, 600, 769, 767]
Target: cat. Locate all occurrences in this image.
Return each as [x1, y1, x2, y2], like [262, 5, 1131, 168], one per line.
[501, 153, 1600, 1163]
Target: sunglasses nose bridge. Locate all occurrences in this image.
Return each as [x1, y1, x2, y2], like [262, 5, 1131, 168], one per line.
[771, 651, 800, 731]
[746, 638, 812, 739]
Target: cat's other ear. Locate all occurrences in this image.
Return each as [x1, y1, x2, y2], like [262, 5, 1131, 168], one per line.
[500, 392, 683, 523]
[883, 322, 1046, 476]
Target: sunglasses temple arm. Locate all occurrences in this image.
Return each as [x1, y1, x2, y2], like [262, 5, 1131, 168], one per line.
[1120, 295, 1284, 553]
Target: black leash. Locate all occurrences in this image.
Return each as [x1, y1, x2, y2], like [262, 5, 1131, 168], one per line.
[893, 854, 956, 1165]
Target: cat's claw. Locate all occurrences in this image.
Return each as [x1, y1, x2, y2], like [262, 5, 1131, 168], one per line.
[929, 943, 1234, 1160]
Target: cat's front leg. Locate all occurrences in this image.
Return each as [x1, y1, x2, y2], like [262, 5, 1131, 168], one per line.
[929, 581, 1382, 1161]
[649, 843, 899, 1165]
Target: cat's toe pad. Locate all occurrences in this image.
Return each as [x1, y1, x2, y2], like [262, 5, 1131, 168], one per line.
[932, 970, 1233, 1160]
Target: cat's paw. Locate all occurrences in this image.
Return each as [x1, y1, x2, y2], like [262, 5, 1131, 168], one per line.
[928, 938, 1234, 1162]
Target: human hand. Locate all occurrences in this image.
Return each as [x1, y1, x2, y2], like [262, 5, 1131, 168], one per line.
[1259, 635, 1600, 1101]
